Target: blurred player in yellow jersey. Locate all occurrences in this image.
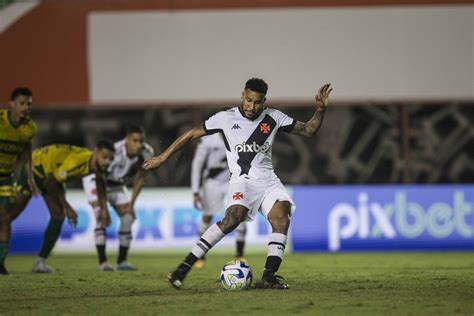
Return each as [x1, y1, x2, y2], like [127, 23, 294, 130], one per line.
[0, 87, 38, 275]
[10, 142, 115, 273]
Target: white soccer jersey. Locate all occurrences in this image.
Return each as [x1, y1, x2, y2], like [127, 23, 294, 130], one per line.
[107, 139, 154, 184]
[203, 106, 296, 181]
[191, 133, 230, 194]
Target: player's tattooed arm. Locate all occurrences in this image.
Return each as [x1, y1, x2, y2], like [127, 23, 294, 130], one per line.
[291, 83, 332, 137]
[143, 125, 207, 171]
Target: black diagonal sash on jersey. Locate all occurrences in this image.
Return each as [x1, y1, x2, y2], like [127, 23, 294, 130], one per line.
[207, 157, 228, 179]
[237, 114, 277, 175]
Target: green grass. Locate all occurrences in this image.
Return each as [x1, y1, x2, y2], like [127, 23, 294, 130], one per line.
[1, 252, 473, 315]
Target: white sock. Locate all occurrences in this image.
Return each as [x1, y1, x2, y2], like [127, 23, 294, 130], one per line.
[268, 233, 287, 259]
[119, 213, 134, 248]
[191, 224, 225, 258]
[95, 227, 106, 246]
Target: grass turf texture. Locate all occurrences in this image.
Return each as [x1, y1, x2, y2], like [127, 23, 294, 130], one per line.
[0, 252, 473, 315]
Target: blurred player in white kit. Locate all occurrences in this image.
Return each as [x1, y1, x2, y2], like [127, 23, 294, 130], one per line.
[83, 125, 154, 271]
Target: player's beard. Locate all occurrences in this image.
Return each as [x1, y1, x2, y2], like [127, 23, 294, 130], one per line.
[239, 105, 263, 120]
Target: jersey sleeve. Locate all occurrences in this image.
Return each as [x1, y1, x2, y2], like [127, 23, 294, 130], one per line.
[203, 111, 225, 135]
[273, 110, 296, 133]
[191, 139, 209, 194]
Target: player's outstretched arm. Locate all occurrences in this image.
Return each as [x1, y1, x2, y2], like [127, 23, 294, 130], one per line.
[143, 125, 207, 171]
[291, 83, 332, 137]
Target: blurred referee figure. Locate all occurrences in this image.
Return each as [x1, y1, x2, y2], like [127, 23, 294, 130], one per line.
[191, 132, 247, 268]
[82, 125, 154, 271]
[144, 78, 332, 289]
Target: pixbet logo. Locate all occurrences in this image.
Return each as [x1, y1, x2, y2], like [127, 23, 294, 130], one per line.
[328, 191, 473, 251]
[235, 142, 271, 153]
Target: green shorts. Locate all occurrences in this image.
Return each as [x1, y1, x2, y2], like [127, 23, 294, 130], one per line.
[17, 165, 66, 197]
[0, 176, 15, 207]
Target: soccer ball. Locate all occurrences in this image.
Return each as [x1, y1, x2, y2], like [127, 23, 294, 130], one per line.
[220, 259, 253, 290]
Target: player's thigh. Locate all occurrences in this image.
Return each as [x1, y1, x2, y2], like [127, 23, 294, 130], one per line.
[9, 191, 32, 221]
[260, 180, 295, 220]
[0, 205, 8, 231]
[225, 177, 265, 222]
[0, 177, 20, 221]
[109, 186, 132, 216]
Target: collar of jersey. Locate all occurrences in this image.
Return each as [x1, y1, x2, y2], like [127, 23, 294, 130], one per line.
[238, 106, 265, 121]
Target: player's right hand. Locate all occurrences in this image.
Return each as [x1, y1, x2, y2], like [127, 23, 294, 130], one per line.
[28, 177, 41, 197]
[143, 155, 166, 171]
[65, 207, 78, 228]
[193, 194, 203, 210]
[98, 209, 112, 227]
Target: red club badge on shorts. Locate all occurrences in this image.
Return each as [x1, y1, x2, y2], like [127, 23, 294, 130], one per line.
[233, 192, 243, 200]
[260, 123, 271, 134]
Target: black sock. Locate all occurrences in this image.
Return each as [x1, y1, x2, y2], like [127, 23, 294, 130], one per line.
[236, 241, 245, 257]
[96, 245, 107, 264]
[263, 256, 282, 276]
[176, 253, 199, 278]
[117, 246, 128, 264]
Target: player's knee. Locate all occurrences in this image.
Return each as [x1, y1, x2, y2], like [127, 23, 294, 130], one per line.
[203, 215, 213, 224]
[120, 212, 134, 226]
[219, 207, 247, 234]
[268, 203, 291, 233]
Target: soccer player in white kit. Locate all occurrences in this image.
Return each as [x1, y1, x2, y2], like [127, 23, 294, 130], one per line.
[83, 125, 154, 271]
[191, 132, 247, 268]
[144, 79, 332, 289]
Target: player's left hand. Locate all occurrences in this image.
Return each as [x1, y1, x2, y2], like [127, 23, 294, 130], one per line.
[65, 206, 78, 228]
[28, 177, 40, 197]
[143, 155, 166, 171]
[315, 83, 333, 108]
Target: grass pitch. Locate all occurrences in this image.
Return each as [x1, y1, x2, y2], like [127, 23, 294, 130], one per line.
[0, 252, 473, 315]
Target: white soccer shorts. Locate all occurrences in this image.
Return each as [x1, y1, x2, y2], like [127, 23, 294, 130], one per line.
[82, 174, 130, 207]
[201, 178, 228, 215]
[225, 176, 295, 222]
